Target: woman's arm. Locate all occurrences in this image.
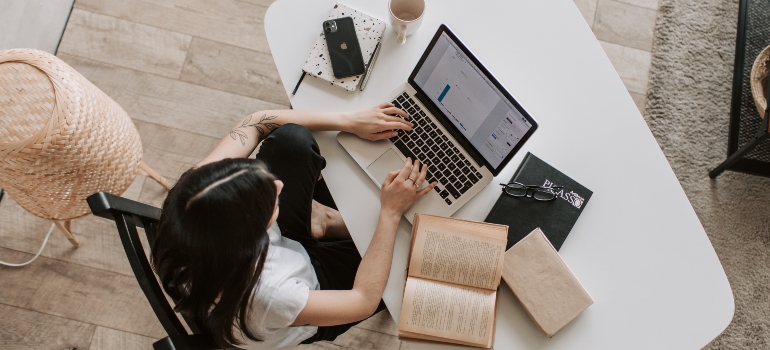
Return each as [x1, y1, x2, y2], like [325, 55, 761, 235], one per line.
[197, 103, 411, 167]
[292, 158, 436, 326]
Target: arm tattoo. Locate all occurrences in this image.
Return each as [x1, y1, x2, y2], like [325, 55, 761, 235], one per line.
[228, 114, 281, 146]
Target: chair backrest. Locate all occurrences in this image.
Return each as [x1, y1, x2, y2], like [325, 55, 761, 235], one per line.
[87, 191, 219, 350]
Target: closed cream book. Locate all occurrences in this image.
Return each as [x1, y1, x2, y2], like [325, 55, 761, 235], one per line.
[501, 228, 593, 337]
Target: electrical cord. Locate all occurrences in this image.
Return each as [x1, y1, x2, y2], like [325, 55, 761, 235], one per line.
[0, 223, 55, 267]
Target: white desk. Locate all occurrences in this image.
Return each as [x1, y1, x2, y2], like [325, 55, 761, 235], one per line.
[265, 0, 734, 348]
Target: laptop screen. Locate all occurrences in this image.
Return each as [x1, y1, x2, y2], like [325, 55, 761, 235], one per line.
[411, 28, 535, 171]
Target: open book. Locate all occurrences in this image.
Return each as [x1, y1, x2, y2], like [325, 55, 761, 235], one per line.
[398, 214, 508, 348]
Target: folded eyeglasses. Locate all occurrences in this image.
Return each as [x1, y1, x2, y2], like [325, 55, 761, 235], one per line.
[499, 182, 563, 201]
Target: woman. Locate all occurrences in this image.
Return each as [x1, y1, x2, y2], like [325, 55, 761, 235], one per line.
[152, 103, 436, 349]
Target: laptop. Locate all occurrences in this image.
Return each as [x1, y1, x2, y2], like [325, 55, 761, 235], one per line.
[338, 24, 538, 223]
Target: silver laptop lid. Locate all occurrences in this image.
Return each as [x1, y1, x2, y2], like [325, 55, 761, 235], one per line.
[408, 25, 538, 176]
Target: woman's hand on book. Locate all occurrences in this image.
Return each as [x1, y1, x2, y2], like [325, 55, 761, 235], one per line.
[380, 158, 436, 217]
[343, 102, 413, 141]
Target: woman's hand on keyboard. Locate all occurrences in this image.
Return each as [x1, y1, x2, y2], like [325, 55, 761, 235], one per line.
[343, 102, 413, 141]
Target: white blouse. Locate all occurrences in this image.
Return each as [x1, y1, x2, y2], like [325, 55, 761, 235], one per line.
[236, 223, 320, 349]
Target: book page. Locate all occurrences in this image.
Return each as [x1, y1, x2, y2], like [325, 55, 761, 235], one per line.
[408, 214, 507, 290]
[398, 277, 496, 348]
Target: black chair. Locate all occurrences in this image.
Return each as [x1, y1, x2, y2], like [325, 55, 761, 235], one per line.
[710, 0, 770, 178]
[87, 191, 221, 350]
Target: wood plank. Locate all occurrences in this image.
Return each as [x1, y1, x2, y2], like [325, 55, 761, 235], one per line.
[297, 341, 346, 349]
[0, 303, 96, 350]
[58, 53, 287, 139]
[236, 0, 277, 8]
[138, 177, 169, 209]
[133, 118, 226, 208]
[179, 37, 290, 106]
[325, 326, 401, 350]
[57, 8, 191, 78]
[355, 310, 399, 337]
[0, 247, 166, 339]
[599, 40, 651, 94]
[573, 0, 599, 28]
[89, 326, 156, 350]
[134, 120, 222, 181]
[0, 177, 144, 276]
[74, 0, 271, 53]
[593, 0, 657, 51]
[0, 0, 75, 54]
[630, 91, 647, 114]
[616, 0, 658, 10]
[296, 325, 401, 350]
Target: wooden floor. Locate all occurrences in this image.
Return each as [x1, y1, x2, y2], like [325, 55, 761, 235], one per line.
[0, 0, 75, 53]
[0, 0, 657, 349]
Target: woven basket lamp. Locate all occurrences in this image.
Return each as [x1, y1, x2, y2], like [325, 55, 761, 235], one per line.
[751, 45, 770, 124]
[0, 49, 171, 247]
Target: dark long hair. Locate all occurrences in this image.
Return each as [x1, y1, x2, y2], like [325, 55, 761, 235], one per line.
[152, 158, 277, 347]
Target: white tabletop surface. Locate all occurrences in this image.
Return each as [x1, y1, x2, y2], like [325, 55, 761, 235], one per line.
[264, 0, 735, 348]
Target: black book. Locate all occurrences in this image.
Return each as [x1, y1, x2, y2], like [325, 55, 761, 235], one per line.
[484, 153, 592, 250]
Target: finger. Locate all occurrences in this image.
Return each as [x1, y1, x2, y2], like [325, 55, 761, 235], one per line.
[380, 121, 413, 131]
[382, 113, 411, 124]
[382, 106, 409, 118]
[382, 169, 400, 188]
[379, 101, 395, 109]
[368, 131, 398, 141]
[409, 159, 421, 183]
[417, 182, 438, 196]
[414, 162, 428, 187]
[382, 115, 413, 129]
[396, 158, 413, 181]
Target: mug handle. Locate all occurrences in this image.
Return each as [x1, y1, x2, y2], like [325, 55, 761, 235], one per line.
[397, 24, 408, 45]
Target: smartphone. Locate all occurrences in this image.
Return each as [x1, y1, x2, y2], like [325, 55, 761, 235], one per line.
[323, 17, 365, 78]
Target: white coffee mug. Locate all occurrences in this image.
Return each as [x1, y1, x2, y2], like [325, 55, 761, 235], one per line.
[389, 0, 425, 45]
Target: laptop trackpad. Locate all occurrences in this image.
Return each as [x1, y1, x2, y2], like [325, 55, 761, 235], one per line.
[367, 149, 405, 185]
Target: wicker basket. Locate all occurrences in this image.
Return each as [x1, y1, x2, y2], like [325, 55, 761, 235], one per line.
[750, 45, 770, 122]
[0, 49, 168, 247]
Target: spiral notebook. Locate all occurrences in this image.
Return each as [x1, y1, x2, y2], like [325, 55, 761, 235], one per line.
[301, 3, 386, 92]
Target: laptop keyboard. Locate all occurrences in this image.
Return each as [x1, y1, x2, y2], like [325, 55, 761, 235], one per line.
[389, 92, 482, 206]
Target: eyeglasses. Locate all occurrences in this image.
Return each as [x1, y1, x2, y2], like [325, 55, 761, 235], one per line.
[499, 182, 563, 201]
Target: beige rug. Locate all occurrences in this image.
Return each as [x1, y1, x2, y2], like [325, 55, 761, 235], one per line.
[647, 0, 770, 348]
